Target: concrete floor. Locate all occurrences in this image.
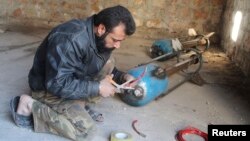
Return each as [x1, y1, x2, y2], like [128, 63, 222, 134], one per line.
[0, 27, 249, 141]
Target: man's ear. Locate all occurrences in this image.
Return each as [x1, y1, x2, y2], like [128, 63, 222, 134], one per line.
[97, 24, 106, 36]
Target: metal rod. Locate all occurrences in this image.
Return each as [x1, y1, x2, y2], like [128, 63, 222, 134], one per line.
[164, 56, 198, 76]
[137, 52, 174, 66]
[155, 74, 193, 100]
[181, 38, 200, 46]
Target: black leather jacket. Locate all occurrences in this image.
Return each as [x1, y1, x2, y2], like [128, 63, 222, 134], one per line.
[28, 16, 125, 100]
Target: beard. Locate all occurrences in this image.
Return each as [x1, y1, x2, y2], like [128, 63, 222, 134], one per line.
[95, 33, 115, 53]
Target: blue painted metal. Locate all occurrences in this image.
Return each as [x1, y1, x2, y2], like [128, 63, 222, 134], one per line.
[150, 39, 175, 61]
[152, 39, 173, 54]
[120, 64, 169, 106]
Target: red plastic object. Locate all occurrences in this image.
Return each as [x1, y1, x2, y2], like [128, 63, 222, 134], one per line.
[176, 127, 208, 141]
[129, 66, 147, 85]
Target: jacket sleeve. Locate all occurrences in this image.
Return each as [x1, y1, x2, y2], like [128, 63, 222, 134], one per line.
[45, 35, 100, 100]
[112, 67, 126, 84]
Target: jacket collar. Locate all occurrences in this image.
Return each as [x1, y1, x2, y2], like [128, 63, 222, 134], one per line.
[86, 15, 97, 51]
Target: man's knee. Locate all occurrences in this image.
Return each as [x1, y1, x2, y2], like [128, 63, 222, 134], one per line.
[60, 101, 95, 128]
[95, 56, 115, 80]
[70, 105, 97, 141]
[101, 57, 115, 75]
[55, 101, 97, 140]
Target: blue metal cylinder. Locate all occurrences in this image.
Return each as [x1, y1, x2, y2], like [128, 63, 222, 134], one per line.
[120, 64, 169, 106]
[152, 39, 173, 54]
[150, 39, 175, 61]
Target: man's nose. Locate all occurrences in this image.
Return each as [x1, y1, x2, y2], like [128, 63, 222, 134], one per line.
[114, 42, 121, 49]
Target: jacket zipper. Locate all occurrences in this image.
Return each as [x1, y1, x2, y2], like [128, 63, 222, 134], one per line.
[93, 49, 104, 61]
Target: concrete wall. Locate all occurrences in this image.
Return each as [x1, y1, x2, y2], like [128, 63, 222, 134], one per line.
[221, 0, 250, 76]
[0, 0, 9, 25]
[0, 0, 225, 43]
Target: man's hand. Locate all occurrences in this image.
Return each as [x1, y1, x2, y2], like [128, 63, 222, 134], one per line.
[99, 75, 116, 97]
[123, 73, 138, 87]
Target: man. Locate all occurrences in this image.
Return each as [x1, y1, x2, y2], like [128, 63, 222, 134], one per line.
[10, 5, 136, 141]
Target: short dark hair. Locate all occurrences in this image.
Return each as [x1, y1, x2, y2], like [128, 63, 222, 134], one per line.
[94, 5, 136, 36]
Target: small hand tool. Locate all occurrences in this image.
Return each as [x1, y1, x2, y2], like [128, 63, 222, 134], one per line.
[109, 77, 135, 93]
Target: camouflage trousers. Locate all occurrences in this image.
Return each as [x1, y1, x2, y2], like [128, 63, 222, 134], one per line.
[31, 57, 115, 141]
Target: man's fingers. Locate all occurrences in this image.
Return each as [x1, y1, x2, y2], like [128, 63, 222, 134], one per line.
[110, 74, 114, 78]
[130, 82, 138, 87]
[115, 88, 121, 93]
[128, 77, 135, 81]
[106, 74, 114, 80]
[110, 89, 116, 96]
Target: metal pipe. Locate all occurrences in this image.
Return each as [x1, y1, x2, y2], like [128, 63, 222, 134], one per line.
[181, 38, 200, 46]
[137, 52, 175, 66]
[164, 56, 198, 76]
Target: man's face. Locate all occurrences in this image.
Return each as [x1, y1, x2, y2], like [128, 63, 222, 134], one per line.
[96, 24, 126, 52]
[104, 24, 126, 49]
